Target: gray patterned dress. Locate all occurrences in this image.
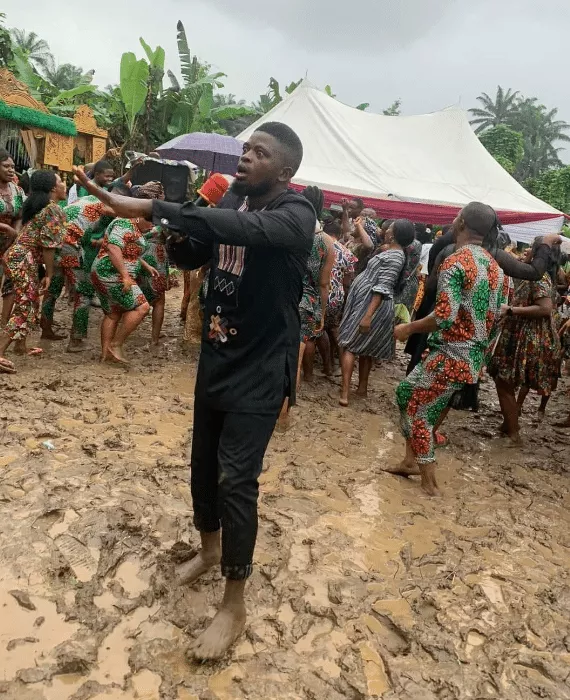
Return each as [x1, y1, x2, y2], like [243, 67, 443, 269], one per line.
[338, 248, 405, 359]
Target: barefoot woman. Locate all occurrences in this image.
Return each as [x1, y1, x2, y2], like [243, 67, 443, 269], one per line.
[74, 122, 314, 659]
[393, 203, 507, 496]
[338, 219, 415, 406]
[90, 183, 163, 363]
[0, 170, 66, 373]
[0, 149, 25, 326]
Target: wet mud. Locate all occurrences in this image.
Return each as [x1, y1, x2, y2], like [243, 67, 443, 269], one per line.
[1, 289, 569, 699]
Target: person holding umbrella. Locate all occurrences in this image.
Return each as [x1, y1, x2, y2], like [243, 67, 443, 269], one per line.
[73, 122, 315, 660]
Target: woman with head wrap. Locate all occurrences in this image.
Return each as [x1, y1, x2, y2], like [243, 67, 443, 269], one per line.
[394, 236, 422, 314]
[488, 237, 562, 440]
[91, 181, 164, 363]
[0, 170, 67, 373]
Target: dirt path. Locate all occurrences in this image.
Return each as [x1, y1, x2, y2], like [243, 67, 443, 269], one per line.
[1, 289, 570, 700]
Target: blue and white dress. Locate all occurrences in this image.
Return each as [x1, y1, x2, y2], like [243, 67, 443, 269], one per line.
[338, 248, 405, 359]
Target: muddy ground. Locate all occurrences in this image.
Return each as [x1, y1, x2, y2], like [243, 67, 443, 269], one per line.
[1, 288, 570, 700]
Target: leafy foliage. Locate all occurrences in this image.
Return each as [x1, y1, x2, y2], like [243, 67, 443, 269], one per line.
[0, 13, 13, 68]
[471, 87, 570, 184]
[525, 167, 570, 213]
[383, 99, 402, 116]
[479, 125, 524, 174]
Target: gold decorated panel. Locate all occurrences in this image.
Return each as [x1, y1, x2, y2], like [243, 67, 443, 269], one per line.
[92, 137, 107, 163]
[0, 69, 49, 112]
[74, 105, 108, 138]
[44, 132, 74, 171]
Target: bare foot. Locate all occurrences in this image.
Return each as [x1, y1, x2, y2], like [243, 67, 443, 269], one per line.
[176, 550, 220, 585]
[67, 339, 86, 353]
[41, 329, 67, 340]
[354, 387, 368, 398]
[419, 463, 442, 497]
[380, 460, 421, 477]
[190, 603, 246, 661]
[498, 422, 508, 435]
[537, 410, 545, 423]
[105, 345, 129, 365]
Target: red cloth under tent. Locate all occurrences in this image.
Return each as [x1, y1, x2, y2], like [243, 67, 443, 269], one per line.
[288, 183, 562, 226]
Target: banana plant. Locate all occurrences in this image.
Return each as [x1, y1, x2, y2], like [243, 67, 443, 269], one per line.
[163, 21, 253, 136]
[119, 51, 149, 146]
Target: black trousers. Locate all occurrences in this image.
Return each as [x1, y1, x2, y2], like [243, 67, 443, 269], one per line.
[190, 400, 279, 580]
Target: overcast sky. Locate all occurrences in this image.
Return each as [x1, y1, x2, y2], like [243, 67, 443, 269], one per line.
[3, 0, 570, 147]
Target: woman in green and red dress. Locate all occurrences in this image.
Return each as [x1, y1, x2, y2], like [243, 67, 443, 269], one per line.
[0, 170, 67, 373]
[0, 149, 25, 327]
[90, 181, 164, 363]
[138, 225, 169, 346]
[489, 238, 562, 436]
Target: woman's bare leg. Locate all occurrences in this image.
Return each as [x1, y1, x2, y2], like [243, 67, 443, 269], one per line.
[296, 341, 306, 390]
[538, 394, 550, 421]
[315, 333, 333, 376]
[356, 356, 373, 397]
[101, 312, 121, 361]
[1, 293, 14, 327]
[303, 339, 316, 383]
[151, 295, 165, 346]
[110, 303, 150, 362]
[495, 378, 521, 442]
[517, 386, 530, 416]
[339, 349, 356, 406]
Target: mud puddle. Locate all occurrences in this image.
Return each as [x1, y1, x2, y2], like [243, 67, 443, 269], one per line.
[1, 290, 569, 699]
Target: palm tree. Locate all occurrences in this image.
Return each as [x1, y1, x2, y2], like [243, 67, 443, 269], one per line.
[512, 98, 570, 180]
[10, 29, 52, 70]
[42, 62, 87, 91]
[469, 86, 520, 133]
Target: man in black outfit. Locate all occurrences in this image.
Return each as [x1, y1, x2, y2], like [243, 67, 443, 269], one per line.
[73, 122, 316, 659]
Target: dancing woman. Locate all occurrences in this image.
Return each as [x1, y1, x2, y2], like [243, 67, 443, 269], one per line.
[338, 219, 415, 406]
[90, 182, 164, 363]
[0, 170, 67, 373]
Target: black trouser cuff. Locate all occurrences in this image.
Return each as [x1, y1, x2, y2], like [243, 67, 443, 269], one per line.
[221, 563, 253, 580]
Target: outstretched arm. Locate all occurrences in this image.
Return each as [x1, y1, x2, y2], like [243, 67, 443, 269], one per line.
[73, 167, 153, 219]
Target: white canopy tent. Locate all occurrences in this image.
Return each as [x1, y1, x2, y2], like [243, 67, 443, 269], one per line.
[238, 81, 564, 243]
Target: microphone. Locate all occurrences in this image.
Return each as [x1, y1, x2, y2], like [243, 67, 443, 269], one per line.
[194, 173, 229, 207]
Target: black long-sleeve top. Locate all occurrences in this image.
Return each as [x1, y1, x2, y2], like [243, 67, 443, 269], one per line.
[406, 235, 552, 371]
[153, 189, 315, 414]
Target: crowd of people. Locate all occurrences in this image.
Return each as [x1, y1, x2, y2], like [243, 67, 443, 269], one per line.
[0, 122, 567, 659]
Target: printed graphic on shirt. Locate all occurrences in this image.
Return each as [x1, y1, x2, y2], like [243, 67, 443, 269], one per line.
[213, 200, 248, 293]
[208, 313, 237, 346]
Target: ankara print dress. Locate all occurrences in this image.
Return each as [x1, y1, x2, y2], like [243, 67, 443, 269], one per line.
[488, 273, 561, 395]
[2, 202, 66, 340]
[396, 244, 507, 463]
[299, 231, 329, 342]
[61, 196, 113, 286]
[138, 226, 169, 304]
[326, 240, 357, 328]
[0, 181, 24, 255]
[91, 217, 148, 315]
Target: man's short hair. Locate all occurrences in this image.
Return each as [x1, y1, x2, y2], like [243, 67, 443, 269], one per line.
[462, 202, 497, 238]
[93, 159, 113, 174]
[255, 122, 303, 175]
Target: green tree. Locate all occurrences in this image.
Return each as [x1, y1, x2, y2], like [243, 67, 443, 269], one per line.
[512, 98, 570, 180]
[10, 28, 52, 71]
[383, 99, 401, 116]
[0, 13, 13, 68]
[525, 166, 570, 212]
[479, 125, 524, 174]
[469, 86, 520, 133]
